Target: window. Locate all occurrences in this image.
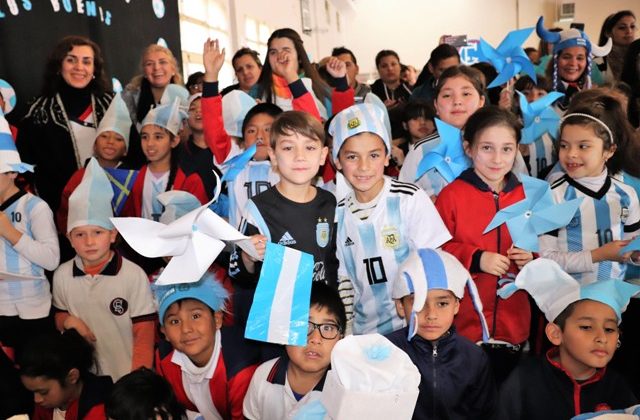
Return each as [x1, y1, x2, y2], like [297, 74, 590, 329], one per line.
[244, 16, 271, 67]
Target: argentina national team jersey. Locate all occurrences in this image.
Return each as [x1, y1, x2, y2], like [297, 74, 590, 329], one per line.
[399, 132, 451, 197]
[527, 133, 556, 179]
[541, 175, 640, 284]
[335, 177, 451, 334]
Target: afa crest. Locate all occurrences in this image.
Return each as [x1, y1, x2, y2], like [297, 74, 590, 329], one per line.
[316, 218, 330, 248]
[381, 226, 401, 249]
[347, 117, 361, 130]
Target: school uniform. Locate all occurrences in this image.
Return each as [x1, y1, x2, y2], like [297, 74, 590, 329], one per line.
[525, 132, 556, 179]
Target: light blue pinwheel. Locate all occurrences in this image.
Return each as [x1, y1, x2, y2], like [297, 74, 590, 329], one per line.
[415, 118, 469, 183]
[220, 143, 257, 183]
[621, 236, 640, 255]
[483, 175, 583, 251]
[478, 27, 536, 88]
[518, 91, 564, 144]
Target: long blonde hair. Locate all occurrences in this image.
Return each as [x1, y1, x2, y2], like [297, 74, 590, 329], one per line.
[126, 44, 183, 90]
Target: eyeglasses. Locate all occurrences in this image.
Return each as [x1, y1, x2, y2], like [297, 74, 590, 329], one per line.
[307, 321, 341, 340]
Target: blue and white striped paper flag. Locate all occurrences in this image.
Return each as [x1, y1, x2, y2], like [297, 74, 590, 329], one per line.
[245, 242, 314, 346]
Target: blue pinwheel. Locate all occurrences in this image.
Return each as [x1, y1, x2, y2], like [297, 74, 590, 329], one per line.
[483, 175, 583, 251]
[220, 143, 257, 183]
[518, 91, 564, 144]
[478, 27, 537, 88]
[415, 118, 469, 183]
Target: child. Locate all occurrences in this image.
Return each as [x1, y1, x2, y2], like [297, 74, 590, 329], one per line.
[411, 43, 461, 102]
[105, 368, 185, 420]
[0, 111, 59, 359]
[243, 281, 345, 419]
[387, 248, 496, 420]
[393, 99, 436, 169]
[498, 259, 639, 419]
[400, 65, 486, 200]
[121, 98, 208, 219]
[234, 111, 338, 287]
[329, 102, 451, 335]
[539, 96, 640, 285]
[19, 330, 113, 420]
[53, 158, 157, 381]
[435, 106, 534, 383]
[154, 273, 258, 420]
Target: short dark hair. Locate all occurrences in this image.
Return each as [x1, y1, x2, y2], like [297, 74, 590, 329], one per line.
[310, 281, 346, 333]
[375, 49, 400, 68]
[332, 46, 357, 65]
[232, 47, 262, 70]
[552, 301, 579, 330]
[463, 106, 522, 146]
[402, 99, 436, 123]
[269, 110, 325, 148]
[241, 102, 283, 140]
[186, 71, 204, 90]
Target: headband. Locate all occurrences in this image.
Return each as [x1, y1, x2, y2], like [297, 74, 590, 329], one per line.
[561, 112, 615, 144]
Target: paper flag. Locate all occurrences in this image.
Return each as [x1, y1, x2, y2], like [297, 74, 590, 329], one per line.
[245, 242, 314, 346]
[478, 27, 537, 88]
[518, 91, 564, 144]
[221, 143, 257, 183]
[415, 118, 469, 182]
[103, 168, 138, 216]
[483, 175, 583, 251]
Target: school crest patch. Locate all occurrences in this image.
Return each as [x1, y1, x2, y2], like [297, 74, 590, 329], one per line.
[381, 226, 401, 250]
[109, 298, 129, 316]
[316, 218, 330, 248]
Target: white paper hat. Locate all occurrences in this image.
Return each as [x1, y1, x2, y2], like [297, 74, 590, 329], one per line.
[500, 258, 640, 324]
[0, 108, 33, 174]
[67, 158, 114, 233]
[0, 79, 16, 114]
[188, 92, 202, 107]
[141, 97, 187, 136]
[222, 90, 256, 137]
[96, 93, 132, 149]
[160, 83, 189, 109]
[320, 334, 420, 419]
[328, 102, 391, 161]
[157, 190, 202, 224]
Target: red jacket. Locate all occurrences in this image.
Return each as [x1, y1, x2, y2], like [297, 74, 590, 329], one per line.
[32, 373, 112, 420]
[435, 169, 531, 345]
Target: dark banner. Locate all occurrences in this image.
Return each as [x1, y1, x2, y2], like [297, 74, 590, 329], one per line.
[0, 0, 182, 124]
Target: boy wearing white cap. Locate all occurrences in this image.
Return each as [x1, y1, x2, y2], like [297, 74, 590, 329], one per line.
[52, 158, 156, 381]
[498, 259, 639, 419]
[387, 248, 496, 420]
[0, 109, 60, 359]
[329, 103, 451, 335]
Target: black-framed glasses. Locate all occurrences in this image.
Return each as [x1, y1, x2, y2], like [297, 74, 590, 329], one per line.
[307, 321, 341, 339]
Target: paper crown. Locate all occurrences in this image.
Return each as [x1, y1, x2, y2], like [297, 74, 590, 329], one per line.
[394, 248, 489, 341]
[67, 158, 114, 233]
[153, 272, 229, 325]
[141, 97, 187, 136]
[0, 79, 16, 114]
[96, 93, 132, 149]
[157, 190, 202, 224]
[222, 90, 257, 138]
[499, 258, 640, 324]
[160, 83, 189, 109]
[0, 109, 33, 174]
[536, 16, 612, 57]
[329, 101, 391, 161]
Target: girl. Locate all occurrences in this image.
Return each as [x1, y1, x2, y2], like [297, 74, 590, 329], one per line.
[412, 43, 460, 102]
[435, 106, 534, 384]
[399, 65, 486, 199]
[19, 330, 113, 420]
[597, 11, 637, 82]
[121, 98, 207, 219]
[389, 99, 436, 173]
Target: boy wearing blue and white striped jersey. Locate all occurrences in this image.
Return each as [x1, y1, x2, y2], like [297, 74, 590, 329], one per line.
[329, 103, 451, 335]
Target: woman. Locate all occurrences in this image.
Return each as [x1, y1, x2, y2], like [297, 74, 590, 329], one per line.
[17, 35, 112, 215]
[220, 47, 263, 96]
[598, 11, 637, 82]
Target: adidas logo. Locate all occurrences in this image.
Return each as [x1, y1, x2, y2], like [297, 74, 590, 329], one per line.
[278, 231, 297, 246]
[344, 237, 354, 246]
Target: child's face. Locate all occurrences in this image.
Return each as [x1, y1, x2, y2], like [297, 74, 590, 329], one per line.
[68, 226, 116, 267]
[434, 76, 485, 129]
[395, 290, 459, 341]
[547, 300, 619, 380]
[559, 124, 615, 178]
[94, 131, 127, 164]
[522, 87, 547, 103]
[268, 131, 328, 187]
[406, 117, 435, 141]
[243, 113, 274, 161]
[21, 374, 76, 410]
[335, 132, 389, 203]
[286, 305, 342, 375]
[464, 125, 517, 191]
[187, 98, 203, 132]
[557, 46, 587, 83]
[268, 37, 299, 76]
[161, 299, 222, 367]
[141, 125, 179, 166]
[143, 50, 175, 89]
[0, 172, 17, 197]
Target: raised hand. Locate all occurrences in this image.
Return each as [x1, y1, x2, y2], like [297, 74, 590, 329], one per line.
[203, 38, 226, 82]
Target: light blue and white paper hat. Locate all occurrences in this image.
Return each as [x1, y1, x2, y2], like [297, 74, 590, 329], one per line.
[67, 158, 114, 233]
[141, 97, 187, 136]
[393, 248, 490, 341]
[157, 190, 202, 224]
[499, 258, 640, 324]
[222, 90, 257, 138]
[0, 79, 16, 114]
[329, 102, 391, 161]
[96, 93, 132, 149]
[160, 83, 189, 109]
[0, 109, 33, 174]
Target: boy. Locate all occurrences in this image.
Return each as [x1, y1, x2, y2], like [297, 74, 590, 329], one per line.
[328, 103, 451, 335]
[0, 110, 59, 359]
[498, 259, 639, 419]
[53, 158, 156, 381]
[234, 111, 338, 287]
[154, 273, 258, 420]
[243, 281, 345, 419]
[387, 248, 496, 420]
